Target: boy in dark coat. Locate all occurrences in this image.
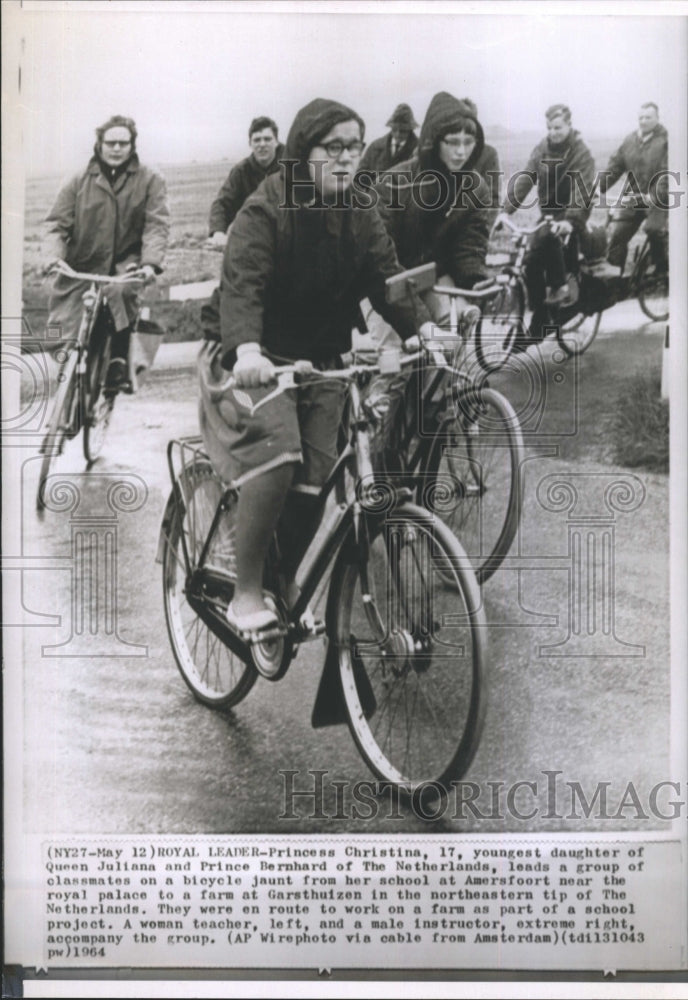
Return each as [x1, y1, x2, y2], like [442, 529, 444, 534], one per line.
[497, 103, 595, 339]
[207, 116, 284, 247]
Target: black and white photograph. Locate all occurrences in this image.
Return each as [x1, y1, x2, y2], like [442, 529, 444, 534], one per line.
[3, 0, 687, 994]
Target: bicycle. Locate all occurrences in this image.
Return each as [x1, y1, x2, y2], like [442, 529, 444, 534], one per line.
[605, 197, 669, 323]
[369, 266, 525, 586]
[484, 215, 606, 359]
[157, 339, 488, 795]
[36, 261, 149, 512]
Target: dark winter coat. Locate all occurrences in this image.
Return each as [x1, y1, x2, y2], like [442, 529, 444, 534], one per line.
[473, 143, 501, 208]
[374, 92, 494, 288]
[598, 124, 668, 198]
[208, 144, 285, 234]
[504, 129, 595, 230]
[220, 98, 428, 369]
[358, 131, 419, 174]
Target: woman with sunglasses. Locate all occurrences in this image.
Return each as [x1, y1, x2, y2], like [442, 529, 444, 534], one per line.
[43, 115, 170, 391]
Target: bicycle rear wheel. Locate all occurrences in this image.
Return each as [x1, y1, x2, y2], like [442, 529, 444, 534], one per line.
[162, 458, 257, 707]
[332, 501, 486, 793]
[556, 310, 602, 356]
[36, 351, 79, 512]
[475, 280, 525, 373]
[83, 313, 116, 463]
[636, 247, 669, 322]
[424, 386, 524, 584]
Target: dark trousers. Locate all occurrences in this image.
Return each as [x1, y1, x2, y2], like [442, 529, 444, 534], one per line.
[607, 206, 668, 273]
[524, 227, 578, 313]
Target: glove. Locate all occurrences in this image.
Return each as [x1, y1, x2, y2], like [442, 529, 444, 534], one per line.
[403, 334, 421, 353]
[207, 231, 228, 249]
[553, 220, 573, 239]
[233, 344, 275, 388]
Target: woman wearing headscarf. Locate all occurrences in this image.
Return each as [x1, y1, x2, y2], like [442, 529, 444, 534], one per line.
[43, 115, 170, 390]
[374, 91, 494, 332]
[198, 97, 432, 633]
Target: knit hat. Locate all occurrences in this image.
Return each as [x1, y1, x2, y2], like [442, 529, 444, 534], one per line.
[386, 103, 419, 129]
[285, 98, 365, 162]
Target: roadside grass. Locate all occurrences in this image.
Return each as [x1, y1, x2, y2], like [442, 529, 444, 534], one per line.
[610, 369, 669, 473]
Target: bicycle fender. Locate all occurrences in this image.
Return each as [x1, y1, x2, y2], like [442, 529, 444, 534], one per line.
[155, 481, 184, 564]
[311, 525, 355, 728]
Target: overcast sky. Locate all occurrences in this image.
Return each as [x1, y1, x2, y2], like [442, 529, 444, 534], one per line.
[5, 1, 688, 176]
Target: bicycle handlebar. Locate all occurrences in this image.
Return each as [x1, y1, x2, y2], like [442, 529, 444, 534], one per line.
[209, 347, 432, 400]
[432, 281, 499, 301]
[491, 216, 551, 238]
[48, 260, 152, 284]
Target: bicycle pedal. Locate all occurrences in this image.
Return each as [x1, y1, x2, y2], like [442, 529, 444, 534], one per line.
[293, 618, 326, 643]
[243, 624, 288, 645]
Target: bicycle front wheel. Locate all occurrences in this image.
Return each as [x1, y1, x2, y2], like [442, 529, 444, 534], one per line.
[83, 316, 116, 463]
[162, 458, 257, 708]
[36, 351, 79, 512]
[636, 249, 669, 322]
[556, 310, 602, 357]
[332, 502, 487, 793]
[475, 280, 525, 373]
[425, 386, 524, 584]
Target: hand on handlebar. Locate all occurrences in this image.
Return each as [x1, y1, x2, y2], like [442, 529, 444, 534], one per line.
[43, 258, 66, 277]
[232, 345, 276, 388]
[125, 262, 157, 284]
[551, 219, 573, 240]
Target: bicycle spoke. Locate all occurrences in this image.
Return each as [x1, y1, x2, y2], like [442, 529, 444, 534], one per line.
[162, 460, 256, 707]
[337, 505, 486, 789]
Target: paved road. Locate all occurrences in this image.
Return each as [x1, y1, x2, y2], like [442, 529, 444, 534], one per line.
[18, 301, 671, 835]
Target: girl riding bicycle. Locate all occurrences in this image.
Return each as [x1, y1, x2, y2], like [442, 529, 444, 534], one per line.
[198, 97, 433, 636]
[43, 115, 170, 392]
[374, 91, 494, 335]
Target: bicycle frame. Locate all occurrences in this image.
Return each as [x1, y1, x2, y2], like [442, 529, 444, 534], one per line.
[160, 368, 414, 652]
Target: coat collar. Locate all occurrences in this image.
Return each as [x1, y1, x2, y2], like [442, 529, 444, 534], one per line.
[87, 153, 140, 178]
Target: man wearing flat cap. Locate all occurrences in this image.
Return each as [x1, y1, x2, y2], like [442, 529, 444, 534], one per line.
[357, 103, 419, 173]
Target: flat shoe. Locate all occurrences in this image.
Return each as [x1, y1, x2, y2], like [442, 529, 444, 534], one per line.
[225, 601, 278, 634]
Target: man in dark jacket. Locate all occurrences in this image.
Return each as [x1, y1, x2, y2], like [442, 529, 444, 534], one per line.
[207, 116, 284, 247]
[497, 103, 595, 337]
[203, 116, 285, 338]
[198, 98, 432, 634]
[598, 102, 669, 272]
[357, 103, 419, 174]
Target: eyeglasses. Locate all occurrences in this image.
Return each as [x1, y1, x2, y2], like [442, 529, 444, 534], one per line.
[441, 137, 476, 149]
[102, 140, 131, 148]
[315, 139, 365, 158]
